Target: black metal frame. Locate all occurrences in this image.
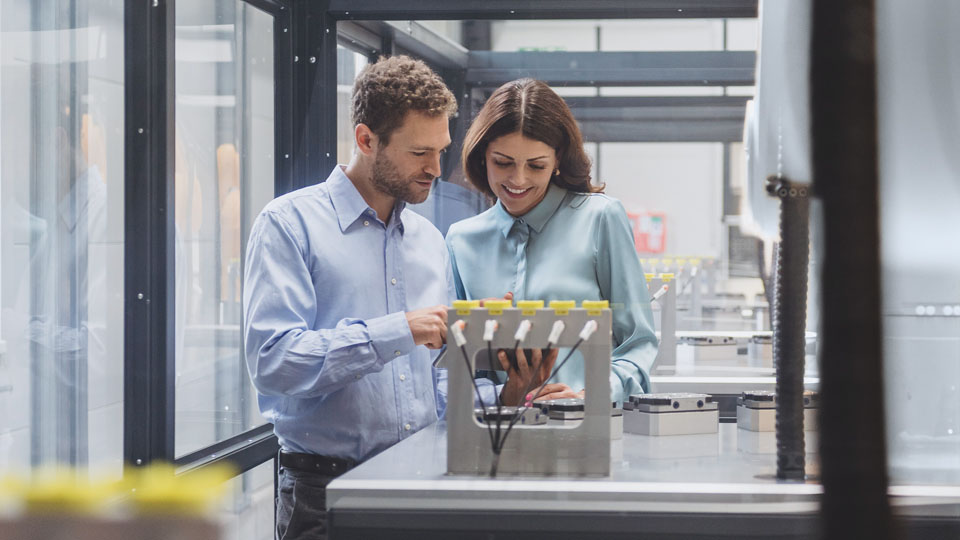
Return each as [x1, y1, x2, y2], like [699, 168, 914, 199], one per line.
[466, 51, 755, 88]
[124, 0, 176, 467]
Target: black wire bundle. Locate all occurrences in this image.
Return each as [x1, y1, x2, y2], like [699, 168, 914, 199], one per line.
[458, 338, 585, 477]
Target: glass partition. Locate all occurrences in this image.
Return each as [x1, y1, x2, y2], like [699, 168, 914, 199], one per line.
[0, 0, 126, 479]
[174, 0, 275, 458]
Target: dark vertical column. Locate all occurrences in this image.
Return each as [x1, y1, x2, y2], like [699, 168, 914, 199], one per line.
[290, 0, 337, 189]
[124, 0, 176, 466]
[811, 0, 894, 538]
[273, 4, 294, 195]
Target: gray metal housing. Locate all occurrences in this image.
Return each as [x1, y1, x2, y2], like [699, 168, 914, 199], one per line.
[446, 306, 612, 476]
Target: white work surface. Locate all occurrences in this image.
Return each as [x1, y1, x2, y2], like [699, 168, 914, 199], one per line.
[326, 422, 960, 538]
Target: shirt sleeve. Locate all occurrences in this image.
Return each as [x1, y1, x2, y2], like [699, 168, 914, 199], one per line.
[595, 199, 659, 403]
[243, 210, 416, 399]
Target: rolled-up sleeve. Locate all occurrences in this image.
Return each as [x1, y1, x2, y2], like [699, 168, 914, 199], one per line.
[596, 200, 659, 402]
[243, 211, 415, 398]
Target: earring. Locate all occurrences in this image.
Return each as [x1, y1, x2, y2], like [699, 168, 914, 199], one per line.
[553, 169, 560, 176]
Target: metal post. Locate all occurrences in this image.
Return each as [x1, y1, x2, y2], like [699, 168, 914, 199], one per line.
[124, 0, 176, 466]
[811, 0, 894, 537]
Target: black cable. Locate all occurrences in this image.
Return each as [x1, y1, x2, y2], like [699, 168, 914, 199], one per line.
[496, 339, 585, 458]
[488, 340, 503, 451]
[458, 344, 496, 450]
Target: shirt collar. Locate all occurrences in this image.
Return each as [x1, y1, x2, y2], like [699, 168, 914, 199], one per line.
[493, 182, 568, 238]
[327, 165, 406, 233]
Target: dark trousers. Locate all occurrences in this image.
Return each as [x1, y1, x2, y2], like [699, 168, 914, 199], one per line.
[276, 467, 337, 540]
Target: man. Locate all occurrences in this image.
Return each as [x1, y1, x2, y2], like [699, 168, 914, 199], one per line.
[243, 55, 457, 540]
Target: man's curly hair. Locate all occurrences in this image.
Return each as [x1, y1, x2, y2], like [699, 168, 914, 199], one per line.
[351, 55, 457, 147]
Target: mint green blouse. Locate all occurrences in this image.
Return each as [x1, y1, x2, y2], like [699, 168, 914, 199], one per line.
[445, 183, 658, 403]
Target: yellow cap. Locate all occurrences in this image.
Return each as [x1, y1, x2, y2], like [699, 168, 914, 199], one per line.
[659, 272, 675, 283]
[691, 257, 702, 265]
[661, 258, 674, 265]
[549, 300, 576, 315]
[516, 300, 545, 315]
[676, 258, 687, 266]
[582, 300, 609, 315]
[648, 258, 659, 265]
[644, 273, 655, 282]
[484, 299, 512, 315]
[453, 299, 481, 315]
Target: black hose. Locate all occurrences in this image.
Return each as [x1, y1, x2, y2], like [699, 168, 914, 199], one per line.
[767, 177, 809, 480]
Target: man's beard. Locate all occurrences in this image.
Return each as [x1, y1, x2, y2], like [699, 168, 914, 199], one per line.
[371, 151, 434, 205]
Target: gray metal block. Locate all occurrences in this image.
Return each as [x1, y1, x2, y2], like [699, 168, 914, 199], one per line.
[736, 405, 818, 432]
[446, 306, 612, 476]
[622, 409, 719, 436]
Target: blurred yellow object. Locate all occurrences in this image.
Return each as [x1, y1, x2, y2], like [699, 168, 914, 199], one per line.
[128, 463, 234, 516]
[659, 273, 676, 283]
[0, 463, 233, 518]
[20, 470, 114, 515]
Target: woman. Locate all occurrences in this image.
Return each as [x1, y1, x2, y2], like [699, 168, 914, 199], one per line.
[446, 79, 658, 406]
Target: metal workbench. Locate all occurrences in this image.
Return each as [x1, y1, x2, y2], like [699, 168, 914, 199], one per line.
[326, 422, 960, 539]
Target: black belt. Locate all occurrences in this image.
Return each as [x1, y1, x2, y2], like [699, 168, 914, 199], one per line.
[279, 451, 357, 476]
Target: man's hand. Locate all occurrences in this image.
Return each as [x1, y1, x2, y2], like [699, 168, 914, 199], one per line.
[405, 305, 448, 349]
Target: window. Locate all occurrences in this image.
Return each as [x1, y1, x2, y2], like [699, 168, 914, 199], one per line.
[0, 0, 126, 478]
[174, 0, 275, 458]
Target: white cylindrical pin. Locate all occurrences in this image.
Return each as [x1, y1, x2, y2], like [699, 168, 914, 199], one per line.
[652, 284, 669, 301]
[483, 320, 499, 342]
[514, 320, 532, 342]
[451, 320, 467, 347]
[547, 320, 566, 346]
[579, 320, 598, 341]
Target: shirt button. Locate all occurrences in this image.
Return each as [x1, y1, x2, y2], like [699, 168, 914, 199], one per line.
[394, 350, 402, 357]
[363, 220, 370, 226]
[399, 374, 406, 381]
[355, 374, 361, 380]
[404, 423, 411, 431]
[391, 278, 397, 285]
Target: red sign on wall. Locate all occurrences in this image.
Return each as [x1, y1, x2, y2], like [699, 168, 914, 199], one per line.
[627, 212, 666, 253]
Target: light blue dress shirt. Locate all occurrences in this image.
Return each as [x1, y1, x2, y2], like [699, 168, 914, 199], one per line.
[446, 183, 658, 404]
[243, 166, 454, 462]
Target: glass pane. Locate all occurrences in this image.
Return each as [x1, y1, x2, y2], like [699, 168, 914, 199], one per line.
[877, 0, 960, 485]
[217, 459, 274, 540]
[175, 0, 275, 457]
[0, 0, 125, 479]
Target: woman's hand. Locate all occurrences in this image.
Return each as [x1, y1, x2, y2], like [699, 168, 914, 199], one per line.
[478, 291, 513, 306]
[531, 384, 584, 403]
[497, 347, 559, 406]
